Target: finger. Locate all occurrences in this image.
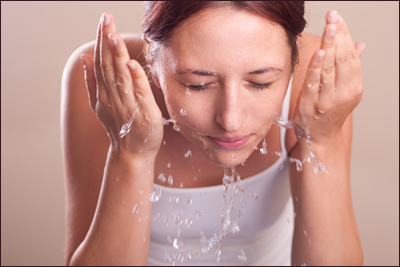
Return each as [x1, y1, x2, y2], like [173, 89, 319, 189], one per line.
[108, 32, 136, 106]
[333, 14, 357, 90]
[127, 60, 156, 112]
[100, 13, 121, 102]
[94, 14, 109, 104]
[80, 54, 97, 111]
[302, 49, 326, 111]
[355, 42, 366, 58]
[320, 11, 338, 91]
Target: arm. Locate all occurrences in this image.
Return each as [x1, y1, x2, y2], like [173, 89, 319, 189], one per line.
[61, 13, 162, 265]
[289, 10, 364, 266]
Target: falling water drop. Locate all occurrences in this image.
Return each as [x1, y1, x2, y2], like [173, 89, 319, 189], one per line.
[180, 109, 187, 116]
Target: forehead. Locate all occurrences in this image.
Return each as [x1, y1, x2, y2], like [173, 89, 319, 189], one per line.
[163, 5, 290, 70]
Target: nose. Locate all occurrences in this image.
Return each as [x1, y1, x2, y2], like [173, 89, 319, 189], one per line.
[215, 85, 246, 132]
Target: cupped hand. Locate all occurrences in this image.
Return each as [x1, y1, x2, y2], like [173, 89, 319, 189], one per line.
[293, 10, 365, 144]
[80, 13, 163, 156]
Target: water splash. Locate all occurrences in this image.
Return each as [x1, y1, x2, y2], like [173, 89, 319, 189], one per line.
[260, 138, 268, 155]
[184, 150, 192, 158]
[237, 249, 247, 262]
[180, 109, 187, 116]
[119, 104, 141, 138]
[148, 187, 162, 203]
[274, 115, 328, 174]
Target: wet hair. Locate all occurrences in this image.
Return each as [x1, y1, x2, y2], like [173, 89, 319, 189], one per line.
[142, 1, 307, 74]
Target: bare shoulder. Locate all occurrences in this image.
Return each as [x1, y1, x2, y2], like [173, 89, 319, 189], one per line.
[285, 32, 322, 154]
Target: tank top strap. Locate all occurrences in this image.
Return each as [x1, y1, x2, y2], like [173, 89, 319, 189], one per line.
[279, 75, 293, 156]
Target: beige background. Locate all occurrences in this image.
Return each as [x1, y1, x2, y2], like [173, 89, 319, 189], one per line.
[1, 1, 398, 266]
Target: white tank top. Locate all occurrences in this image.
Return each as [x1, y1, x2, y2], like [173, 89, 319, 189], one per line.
[149, 77, 294, 266]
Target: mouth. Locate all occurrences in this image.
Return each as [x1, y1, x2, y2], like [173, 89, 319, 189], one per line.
[208, 135, 250, 150]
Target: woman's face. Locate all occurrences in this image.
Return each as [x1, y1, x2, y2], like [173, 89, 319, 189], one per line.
[156, 6, 292, 167]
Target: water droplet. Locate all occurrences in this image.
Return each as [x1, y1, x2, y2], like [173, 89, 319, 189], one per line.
[167, 175, 173, 186]
[167, 235, 173, 244]
[146, 169, 150, 175]
[185, 217, 193, 228]
[119, 104, 141, 138]
[132, 204, 138, 213]
[260, 138, 268, 155]
[250, 193, 258, 200]
[161, 216, 169, 226]
[143, 137, 149, 143]
[172, 238, 184, 249]
[280, 164, 284, 170]
[163, 118, 175, 126]
[167, 162, 171, 168]
[172, 213, 183, 226]
[274, 115, 294, 129]
[138, 190, 144, 195]
[274, 151, 286, 159]
[193, 176, 197, 181]
[173, 125, 180, 132]
[163, 140, 166, 145]
[185, 198, 192, 206]
[147, 159, 152, 164]
[184, 150, 192, 158]
[168, 196, 179, 206]
[158, 173, 166, 183]
[289, 158, 303, 171]
[116, 177, 119, 182]
[303, 230, 307, 236]
[237, 249, 247, 262]
[238, 209, 245, 218]
[180, 109, 187, 116]
[186, 87, 191, 95]
[148, 188, 162, 202]
[195, 209, 202, 219]
[151, 125, 156, 131]
[180, 182, 183, 188]
[308, 83, 313, 88]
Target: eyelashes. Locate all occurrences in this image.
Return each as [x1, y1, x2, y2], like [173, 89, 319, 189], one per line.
[187, 84, 211, 90]
[187, 82, 271, 91]
[248, 82, 271, 90]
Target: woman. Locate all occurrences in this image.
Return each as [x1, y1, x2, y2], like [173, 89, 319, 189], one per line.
[61, 1, 364, 265]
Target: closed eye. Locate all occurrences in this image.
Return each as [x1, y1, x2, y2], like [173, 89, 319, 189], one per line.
[187, 84, 211, 90]
[249, 82, 271, 90]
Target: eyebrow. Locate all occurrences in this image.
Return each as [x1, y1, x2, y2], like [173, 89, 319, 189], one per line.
[175, 67, 283, 76]
[248, 67, 283, 74]
[175, 69, 217, 76]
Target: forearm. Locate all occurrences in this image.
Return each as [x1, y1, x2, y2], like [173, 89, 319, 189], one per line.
[69, 147, 155, 266]
[291, 135, 363, 266]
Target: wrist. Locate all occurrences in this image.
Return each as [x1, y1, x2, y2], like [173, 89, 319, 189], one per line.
[297, 133, 345, 160]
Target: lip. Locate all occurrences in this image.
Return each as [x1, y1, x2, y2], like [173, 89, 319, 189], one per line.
[208, 135, 250, 150]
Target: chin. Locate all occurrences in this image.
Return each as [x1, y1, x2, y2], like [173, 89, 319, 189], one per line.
[201, 148, 252, 168]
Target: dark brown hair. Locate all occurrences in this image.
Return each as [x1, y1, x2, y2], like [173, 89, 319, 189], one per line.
[142, 1, 306, 72]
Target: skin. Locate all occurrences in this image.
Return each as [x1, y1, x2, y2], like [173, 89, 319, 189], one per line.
[62, 5, 364, 266]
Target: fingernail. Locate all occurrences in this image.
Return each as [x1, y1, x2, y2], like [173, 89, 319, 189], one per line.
[329, 25, 336, 36]
[128, 62, 136, 70]
[104, 14, 110, 25]
[317, 50, 325, 60]
[109, 36, 117, 46]
[360, 42, 366, 51]
[329, 11, 338, 22]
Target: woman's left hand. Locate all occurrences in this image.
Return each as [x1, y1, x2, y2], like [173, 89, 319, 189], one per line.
[293, 10, 365, 145]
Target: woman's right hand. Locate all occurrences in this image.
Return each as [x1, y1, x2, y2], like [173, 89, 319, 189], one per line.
[80, 13, 163, 157]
